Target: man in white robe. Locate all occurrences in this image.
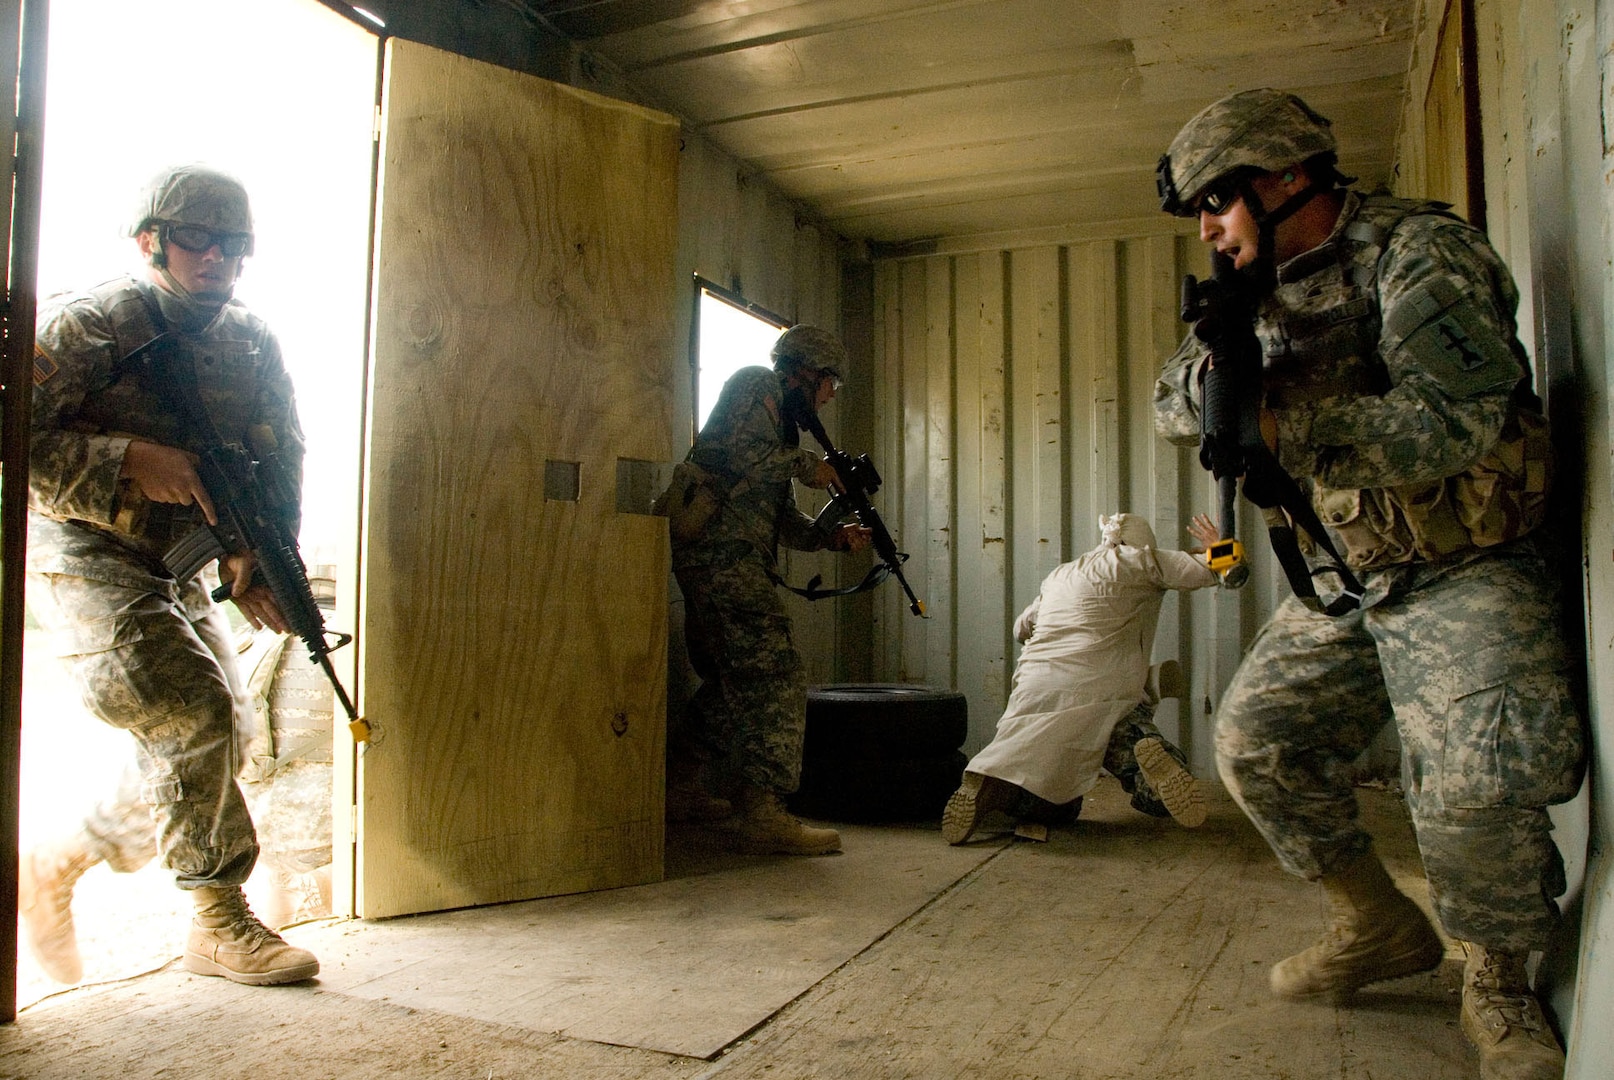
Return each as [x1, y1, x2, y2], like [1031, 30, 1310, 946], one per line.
[942, 513, 1219, 843]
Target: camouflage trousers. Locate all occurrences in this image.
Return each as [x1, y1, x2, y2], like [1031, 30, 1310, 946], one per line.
[1104, 704, 1179, 818]
[1214, 542, 1584, 951]
[674, 556, 806, 793]
[71, 758, 330, 886]
[30, 572, 258, 889]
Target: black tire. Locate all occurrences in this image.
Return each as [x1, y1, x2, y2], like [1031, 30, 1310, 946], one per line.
[804, 683, 968, 760]
[791, 750, 968, 823]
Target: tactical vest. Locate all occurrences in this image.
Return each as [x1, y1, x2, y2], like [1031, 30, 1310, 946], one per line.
[1258, 197, 1552, 571]
[82, 279, 271, 551]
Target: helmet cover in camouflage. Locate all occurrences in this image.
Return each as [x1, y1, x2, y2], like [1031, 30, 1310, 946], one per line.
[1158, 89, 1337, 216]
[770, 324, 847, 379]
[128, 163, 254, 239]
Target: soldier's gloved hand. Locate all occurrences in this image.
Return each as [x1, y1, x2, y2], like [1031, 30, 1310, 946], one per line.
[120, 439, 217, 524]
[220, 552, 291, 634]
[830, 523, 872, 552]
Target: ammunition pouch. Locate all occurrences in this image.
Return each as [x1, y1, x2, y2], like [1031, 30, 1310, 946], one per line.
[652, 461, 750, 544]
[237, 631, 337, 785]
[1311, 408, 1553, 570]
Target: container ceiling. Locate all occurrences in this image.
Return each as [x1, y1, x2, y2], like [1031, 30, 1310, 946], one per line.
[415, 0, 1424, 248]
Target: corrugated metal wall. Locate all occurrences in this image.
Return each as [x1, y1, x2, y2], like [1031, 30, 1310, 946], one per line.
[864, 235, 1282, 765]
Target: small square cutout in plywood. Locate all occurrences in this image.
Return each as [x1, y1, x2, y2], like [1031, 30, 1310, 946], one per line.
[544, 460, 581, 502]
[615, 458, 665, 515]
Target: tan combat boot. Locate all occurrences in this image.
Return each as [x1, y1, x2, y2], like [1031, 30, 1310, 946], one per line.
[1270, 851, 1445, 999]
[17, 837, 97, 984]
[1459, 943, 1566, 1080]
[183, 885, 320, 985]
[725, 786, 841, 855]
[940, 771, 1020, 844]
[1132, 736, 1206, 828]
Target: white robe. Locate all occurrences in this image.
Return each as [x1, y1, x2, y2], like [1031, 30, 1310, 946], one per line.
[966, 542, 1219, 804]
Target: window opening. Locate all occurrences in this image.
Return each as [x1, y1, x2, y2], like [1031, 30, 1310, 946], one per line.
[615, 458, 659, 515]
[691, 276, 788, 433]
[544, 460, 582, 502]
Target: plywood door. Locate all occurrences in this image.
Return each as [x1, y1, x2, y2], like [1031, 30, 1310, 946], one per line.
[357, 38, 679, 918]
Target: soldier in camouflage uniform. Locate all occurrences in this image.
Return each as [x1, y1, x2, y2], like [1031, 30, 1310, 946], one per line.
[22, 165, 320, 986]
[1154, 89, 1583, 1080]
[668, 325, 870, 855]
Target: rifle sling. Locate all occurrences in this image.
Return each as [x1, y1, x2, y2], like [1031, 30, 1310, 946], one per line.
[1244, 454, 1365, 616]
[771, 561, 895, 602]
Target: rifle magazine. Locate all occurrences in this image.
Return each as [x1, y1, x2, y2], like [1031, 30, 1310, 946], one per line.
[164, 525, 228, 584]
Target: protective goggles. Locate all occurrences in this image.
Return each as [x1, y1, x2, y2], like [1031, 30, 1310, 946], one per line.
[1189, 172, 1248, 217]
[813, 366, 843, 391]
[161, 222, 254, 258]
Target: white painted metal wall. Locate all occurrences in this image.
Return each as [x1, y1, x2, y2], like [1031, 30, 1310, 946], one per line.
[864, 234, 1281, 767]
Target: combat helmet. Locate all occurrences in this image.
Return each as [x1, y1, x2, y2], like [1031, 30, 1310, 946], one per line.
[771, 324, 847, 382]
[129, 163, 255, 264]
[1157, 89, 1337, 217]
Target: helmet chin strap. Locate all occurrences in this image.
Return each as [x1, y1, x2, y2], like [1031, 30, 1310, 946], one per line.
[151, 258, 232, 331]
[1237, 175, 1325, 292]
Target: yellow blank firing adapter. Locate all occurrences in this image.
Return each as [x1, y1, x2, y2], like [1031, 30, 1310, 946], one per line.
[349, 717, 372, 744]
[1206, 537, 1245, 576]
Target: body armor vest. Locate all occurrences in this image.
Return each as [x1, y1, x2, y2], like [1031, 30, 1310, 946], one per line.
[84, 279, 272, 552]
[1258, 197, 1552, 570]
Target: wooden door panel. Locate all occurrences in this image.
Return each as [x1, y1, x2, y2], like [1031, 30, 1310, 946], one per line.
[359, 38, 678, 917]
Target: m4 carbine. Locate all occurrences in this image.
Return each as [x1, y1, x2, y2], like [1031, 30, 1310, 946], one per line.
[1180, 250, 1363, 615]
[135, 323, 370, 745]
[792, 407, 927, 617]
[163, 444, 369, 744]
[821, 448, 927, 617]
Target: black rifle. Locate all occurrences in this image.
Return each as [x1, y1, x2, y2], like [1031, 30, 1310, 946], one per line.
[139, 333, 371, 744]
[791, 406, 928, 618]
[164, 446, 369, 744]
[1181, 250, 1364, 615]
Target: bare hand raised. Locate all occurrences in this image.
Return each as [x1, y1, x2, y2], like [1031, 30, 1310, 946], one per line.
[1186, 512, 1220, 552]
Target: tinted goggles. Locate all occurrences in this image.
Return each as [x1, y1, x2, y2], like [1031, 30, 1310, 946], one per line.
[162, 222, 254, 258]
[1189, 172, 1251, 217]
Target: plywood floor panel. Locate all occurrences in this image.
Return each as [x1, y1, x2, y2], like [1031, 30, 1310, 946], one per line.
[3, 785, 1483, 1079]
[297, 823, 1004, 1058]
[696, 786, 1468, 1080]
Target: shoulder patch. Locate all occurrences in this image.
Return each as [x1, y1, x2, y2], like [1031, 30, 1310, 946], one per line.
[32, 343, 57, 385]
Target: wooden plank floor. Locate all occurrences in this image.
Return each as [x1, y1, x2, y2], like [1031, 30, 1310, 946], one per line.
[696, 783, 1469, 1080]
[0, 781, 1477, 1080]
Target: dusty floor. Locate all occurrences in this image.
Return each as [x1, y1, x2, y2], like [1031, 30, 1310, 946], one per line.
[1, 778, 1485, 1080]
